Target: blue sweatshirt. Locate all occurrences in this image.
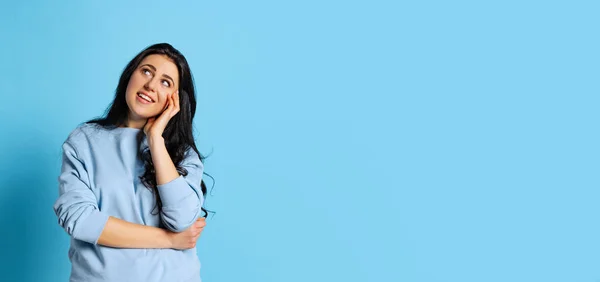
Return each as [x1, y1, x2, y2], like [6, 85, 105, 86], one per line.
[53, 123, 204, 282]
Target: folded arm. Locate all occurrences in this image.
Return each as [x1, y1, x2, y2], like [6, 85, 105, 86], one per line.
[97, 217, 172, 248]
[53, 141, 173, 248]
[149, 136, 205, 232]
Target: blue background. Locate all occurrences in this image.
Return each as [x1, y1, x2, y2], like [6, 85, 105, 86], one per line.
[1, 0, 599, 281]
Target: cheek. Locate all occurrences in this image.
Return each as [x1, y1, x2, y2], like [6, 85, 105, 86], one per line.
[157, 94, 169, 106]
[127, 74, 143, 90]
[125, 75, 144, 103]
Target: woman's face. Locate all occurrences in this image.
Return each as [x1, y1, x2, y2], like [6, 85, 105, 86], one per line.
[125, 54, 180, 123]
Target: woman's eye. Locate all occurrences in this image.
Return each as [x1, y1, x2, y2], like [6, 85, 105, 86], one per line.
[142, 69, 152, 76]
[162, 80, 171, 87]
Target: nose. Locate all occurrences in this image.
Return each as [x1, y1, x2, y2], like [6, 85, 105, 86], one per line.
[144, 76, 160, 93]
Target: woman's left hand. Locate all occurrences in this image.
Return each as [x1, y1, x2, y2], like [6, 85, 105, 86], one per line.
[144, 90, 180, 139]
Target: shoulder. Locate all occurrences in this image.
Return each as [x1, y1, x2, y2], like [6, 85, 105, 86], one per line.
[65, 123, 102, 144]
[62, 123, 108, 157]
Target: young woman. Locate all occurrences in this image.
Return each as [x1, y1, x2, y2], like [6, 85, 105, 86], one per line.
[53, 43, 209, 282]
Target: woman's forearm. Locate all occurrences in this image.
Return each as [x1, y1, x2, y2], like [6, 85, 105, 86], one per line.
[148, 136, 180, 185]
[97, 216, 172, 249]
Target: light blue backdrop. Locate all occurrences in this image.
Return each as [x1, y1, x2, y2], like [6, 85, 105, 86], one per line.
[1, 1, 599, 281]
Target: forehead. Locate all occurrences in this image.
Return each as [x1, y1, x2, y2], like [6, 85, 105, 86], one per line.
[139, 54, 179, 80]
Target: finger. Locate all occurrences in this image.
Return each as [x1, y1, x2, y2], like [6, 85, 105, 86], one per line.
[168, 93, 174, 109]
[159, 96, 174, 121]
[174, 91, 180, 112]
[163, 97, 170, 111]
[170, 92, 179, 117]
[168, 94, 174, 114]
[166, 94, 176, 115]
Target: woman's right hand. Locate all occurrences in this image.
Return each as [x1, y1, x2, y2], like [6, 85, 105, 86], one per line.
[168, 217, 206, 250]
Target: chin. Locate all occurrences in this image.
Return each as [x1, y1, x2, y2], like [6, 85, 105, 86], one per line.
[127, 101, 159, 120]
[131, 108, 158, 120]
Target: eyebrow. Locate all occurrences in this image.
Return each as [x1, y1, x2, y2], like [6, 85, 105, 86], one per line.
[140, 64, 175, 86]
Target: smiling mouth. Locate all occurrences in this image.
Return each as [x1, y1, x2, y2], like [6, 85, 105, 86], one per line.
[137, 92, 154, 103]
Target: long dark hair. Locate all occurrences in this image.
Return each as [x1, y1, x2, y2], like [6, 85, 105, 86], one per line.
[87, 43, 210, 218]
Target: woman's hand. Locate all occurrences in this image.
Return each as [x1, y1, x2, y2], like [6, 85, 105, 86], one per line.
[144, 90, 180, 139]
[168, 217, 206, 250]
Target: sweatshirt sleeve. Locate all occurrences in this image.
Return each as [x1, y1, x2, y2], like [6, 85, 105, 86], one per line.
[157, 147, 205, 232]
[53, 140, 110, 245]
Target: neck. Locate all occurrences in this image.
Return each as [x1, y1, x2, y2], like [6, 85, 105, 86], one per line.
[120, 115, 147, 129]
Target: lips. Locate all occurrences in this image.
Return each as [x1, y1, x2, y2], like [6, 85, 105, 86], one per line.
[137, 92, 155, 103]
